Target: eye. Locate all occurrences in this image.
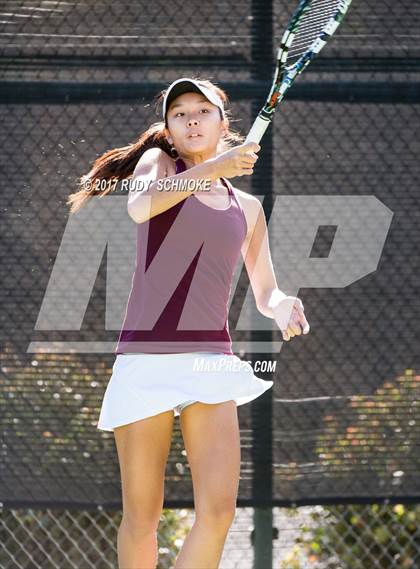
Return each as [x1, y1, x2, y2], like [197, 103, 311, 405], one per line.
[174, 108, 210, 117]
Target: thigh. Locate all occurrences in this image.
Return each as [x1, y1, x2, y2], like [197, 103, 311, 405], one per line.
[180, 401, 241, 516]
[114, 410, 175, 523]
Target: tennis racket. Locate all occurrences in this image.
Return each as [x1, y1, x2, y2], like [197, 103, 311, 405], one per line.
[245, 0, 352, 144]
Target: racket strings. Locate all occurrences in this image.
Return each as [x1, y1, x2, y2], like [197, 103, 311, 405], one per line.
[290, 2, 336, 43]
[287, 0, 340, 63]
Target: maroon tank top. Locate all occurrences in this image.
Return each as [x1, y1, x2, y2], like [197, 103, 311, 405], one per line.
[115, 155, 248, 355]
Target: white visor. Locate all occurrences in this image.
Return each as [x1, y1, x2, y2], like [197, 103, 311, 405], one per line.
[162, 78, 225, 122]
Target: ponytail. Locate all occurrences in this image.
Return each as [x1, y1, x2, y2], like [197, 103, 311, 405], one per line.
[67, 123, 172, 215]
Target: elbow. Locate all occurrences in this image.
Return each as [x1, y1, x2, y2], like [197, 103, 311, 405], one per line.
[128, 203, 153, 225]
[127, 195, 153, 224]
[127, 184, 158, 224]
[127, 202, 144, 224]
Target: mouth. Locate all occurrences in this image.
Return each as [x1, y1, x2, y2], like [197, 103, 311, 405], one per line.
[187, 133, 203, 139]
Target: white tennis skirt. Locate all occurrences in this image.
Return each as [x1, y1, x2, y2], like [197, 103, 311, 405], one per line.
[97, 352, 274, 432]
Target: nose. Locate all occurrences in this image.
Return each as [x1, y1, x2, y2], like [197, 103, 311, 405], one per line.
[187, 117, 199, 126]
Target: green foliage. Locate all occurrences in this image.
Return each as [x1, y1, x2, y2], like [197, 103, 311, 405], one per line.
[157, 507, 191, 568]
[1, 507, 191, 567]
[314, 369, 420, 479]
[292, 503, 420, 569]
[280, 369, 420, 568]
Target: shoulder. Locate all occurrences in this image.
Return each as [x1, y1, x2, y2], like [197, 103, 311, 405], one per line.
[229, 186, 265, 238]
[233, 187, 261, 209]
[133, 147, 176, 178]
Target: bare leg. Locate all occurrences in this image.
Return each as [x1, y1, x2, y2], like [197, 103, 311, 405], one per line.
[174, 517, 232, 568]
[114, 409, 175, 568]
[174, 401, 240, 568]
[117, 517, 159, 569]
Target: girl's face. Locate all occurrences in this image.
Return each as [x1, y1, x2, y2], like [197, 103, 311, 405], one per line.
[165, 91, 227, 164]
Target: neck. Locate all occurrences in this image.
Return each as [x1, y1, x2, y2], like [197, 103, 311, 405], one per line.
[176, 156, 225, 193]
[177, 150, 217, 170]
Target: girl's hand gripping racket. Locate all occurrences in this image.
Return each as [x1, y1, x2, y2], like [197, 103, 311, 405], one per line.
[245, 0, 352, 144]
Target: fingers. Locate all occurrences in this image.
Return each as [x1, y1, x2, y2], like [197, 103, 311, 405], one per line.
[242, 153, 258, 163]
[241, 142, 261, 154]
[302, 319, 310, 334]
[239, 158, 256, 176]
[242, 154, 258, 166]
[282, 301, 310, 341]
[282, 329, 290, 341]
[293, 303, 310, 334]
[232, 143, 261, 177]
[289, 319, 302, 336]
[282, 325, 297, 342]
[239, 153, 258, 176]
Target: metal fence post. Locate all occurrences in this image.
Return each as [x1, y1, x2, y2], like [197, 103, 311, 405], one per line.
[249, 0, 275, 567]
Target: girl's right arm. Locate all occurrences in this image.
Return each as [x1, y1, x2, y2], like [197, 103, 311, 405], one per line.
[127, 142, 260, 224]
[127, 147, 218, 224]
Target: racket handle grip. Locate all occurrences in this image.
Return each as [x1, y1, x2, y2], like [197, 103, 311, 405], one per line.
[245, 115, 271, 144]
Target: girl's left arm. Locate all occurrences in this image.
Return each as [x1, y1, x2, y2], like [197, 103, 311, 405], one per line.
[240, 195, 310, 341]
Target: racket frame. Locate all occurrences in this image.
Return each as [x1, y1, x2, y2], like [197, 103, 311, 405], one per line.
[245, 0, 352, 144]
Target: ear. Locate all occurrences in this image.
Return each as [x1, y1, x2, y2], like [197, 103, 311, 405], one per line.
[221, 120, 229, 137]
[163, 127, 173, 145]
[165, 134, 174, 145]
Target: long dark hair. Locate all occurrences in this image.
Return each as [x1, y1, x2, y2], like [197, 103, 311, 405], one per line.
[67, 77, 244, 215]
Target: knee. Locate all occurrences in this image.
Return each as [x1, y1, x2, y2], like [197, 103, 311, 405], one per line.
[121, 508, 161, 541]
[196, 503, 236, 531]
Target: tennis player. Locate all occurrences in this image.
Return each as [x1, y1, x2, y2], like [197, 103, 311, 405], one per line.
[68, 77, 309, 568]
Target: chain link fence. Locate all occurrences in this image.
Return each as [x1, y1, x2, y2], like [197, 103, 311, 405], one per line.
[1, 0, 420, 566]
[2, 504, 420, 568]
